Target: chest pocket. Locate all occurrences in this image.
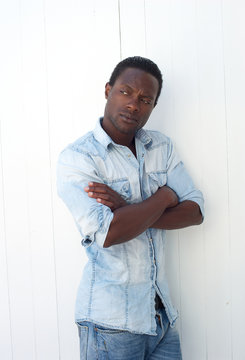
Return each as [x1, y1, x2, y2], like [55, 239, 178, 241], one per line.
[104, 178, 132, 201]
[148, 171, 167, 194]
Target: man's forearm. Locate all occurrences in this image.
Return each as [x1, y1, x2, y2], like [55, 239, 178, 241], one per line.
[151, 200, 203, 230]
[103, 187, 177, 248]
[84, 182, 201, 247]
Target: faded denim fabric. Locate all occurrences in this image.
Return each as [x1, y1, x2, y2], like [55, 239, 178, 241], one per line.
[57, 118, 204, 335]
[76, 306, 182, 359]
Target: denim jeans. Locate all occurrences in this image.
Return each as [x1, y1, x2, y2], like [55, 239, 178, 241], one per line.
[76, 307, 182, 360]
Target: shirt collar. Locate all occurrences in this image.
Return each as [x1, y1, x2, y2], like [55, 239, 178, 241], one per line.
[93, 117, 153, 149]
[135, 128, 152, 147]
[93, 118, 113, 149]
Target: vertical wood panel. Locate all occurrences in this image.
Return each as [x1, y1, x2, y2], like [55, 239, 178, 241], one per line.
[20, 0, 60, 358]
[119, 0, 146, 58]
[222, 1, 245, 359]
[0, 1, 36, 358]
[0, 5, 13, 359]
[0, 115, 12, 360]
[196, 2, 232, 359]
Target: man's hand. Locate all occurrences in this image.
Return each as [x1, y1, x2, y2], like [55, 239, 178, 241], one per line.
[84, 182, 127, 211]
[84, 182, 178, 212]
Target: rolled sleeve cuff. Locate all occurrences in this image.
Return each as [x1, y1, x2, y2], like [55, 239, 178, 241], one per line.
[167, 162, 205, 220]
[80, 205, 114, 248]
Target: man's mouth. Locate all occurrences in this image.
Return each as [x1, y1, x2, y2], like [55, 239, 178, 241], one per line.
[119, 113, 138, 123]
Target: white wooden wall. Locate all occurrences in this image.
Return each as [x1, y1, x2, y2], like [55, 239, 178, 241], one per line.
[1, 1, 244, 359]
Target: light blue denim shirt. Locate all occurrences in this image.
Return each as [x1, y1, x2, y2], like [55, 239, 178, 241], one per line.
[57, 118, 204, 335]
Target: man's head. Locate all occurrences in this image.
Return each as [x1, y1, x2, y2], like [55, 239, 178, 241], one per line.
[108, 56, 163, 106]
[102, 57, 162, 143]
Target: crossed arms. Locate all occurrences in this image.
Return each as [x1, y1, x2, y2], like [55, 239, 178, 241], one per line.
[84, 182, 203, 248]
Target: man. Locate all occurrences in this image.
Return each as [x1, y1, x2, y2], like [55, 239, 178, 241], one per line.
[57, 56, 204, 359]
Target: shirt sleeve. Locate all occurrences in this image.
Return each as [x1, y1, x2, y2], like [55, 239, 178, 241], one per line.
[166, 139, 205, 218]
[57, 147, 114, 248]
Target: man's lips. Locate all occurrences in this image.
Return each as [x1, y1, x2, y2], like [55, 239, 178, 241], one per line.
[119, 113, 138, 123]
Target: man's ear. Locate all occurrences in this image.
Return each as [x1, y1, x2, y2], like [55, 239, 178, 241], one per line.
[105, 82, 112, 99]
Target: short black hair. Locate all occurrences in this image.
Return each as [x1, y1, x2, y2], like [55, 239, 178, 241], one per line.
[108, 56, 163, 106]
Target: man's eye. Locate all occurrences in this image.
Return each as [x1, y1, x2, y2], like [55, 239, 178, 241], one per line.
[120, 90, 128, 95]
[141, 98, 152, 105]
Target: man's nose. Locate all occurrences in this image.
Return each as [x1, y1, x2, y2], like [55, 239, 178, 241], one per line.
[126, 97, 140, 112]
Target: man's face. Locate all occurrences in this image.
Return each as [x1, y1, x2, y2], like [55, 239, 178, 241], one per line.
[103, 68, 159, 137]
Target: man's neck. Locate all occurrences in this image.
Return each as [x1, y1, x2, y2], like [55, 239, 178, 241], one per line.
[101, 117, 136, 155]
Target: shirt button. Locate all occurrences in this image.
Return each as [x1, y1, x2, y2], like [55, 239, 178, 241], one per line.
[128, 154, 131, 158]
[149, 238, 152, 242]
[153, 259, 156, 264]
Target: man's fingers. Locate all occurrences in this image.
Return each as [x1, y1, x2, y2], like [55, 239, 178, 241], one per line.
[96, 198, 114, 209]
[85, 183, 116, 195]
[85, 185, 126, 201]
[88, 182, 108, 189]
[87, 191, 112, 201]
[84, 182, 127, 211]
[84, 186, 107, 194]
[88, 181, 103, 186]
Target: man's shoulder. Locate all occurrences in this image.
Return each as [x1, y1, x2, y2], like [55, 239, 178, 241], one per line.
[60, 130, 104, 158]
[67, 131, 93, 152]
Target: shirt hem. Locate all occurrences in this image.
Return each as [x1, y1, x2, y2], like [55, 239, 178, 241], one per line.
[75, 317, 158, 336]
